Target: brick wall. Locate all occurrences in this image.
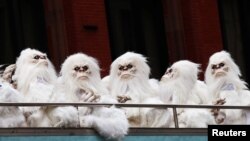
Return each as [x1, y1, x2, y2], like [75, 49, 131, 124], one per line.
[46, 0, 223, 78]
[163, 0, 223, 79]
[181, 0, 223, 71]
[62, 0, 112, 76]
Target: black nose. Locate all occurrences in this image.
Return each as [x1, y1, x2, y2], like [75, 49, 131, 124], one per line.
[212, 63, 225, 70]
[119, 65, 130, 71]
[123, 66, 129, 71]
[79, 66, 88, 72]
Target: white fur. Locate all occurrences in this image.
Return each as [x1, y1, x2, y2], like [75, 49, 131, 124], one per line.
[109, 52, 154, 99]
[82, 106, 128, 140]
[13, 48, 57, 127]
[108, 52, 171, 127]
[47, 106, 79, 127]
[205, 51, 247, 99]
[0, 81, 26, 127]
[1, 64, 16, 87]
[14, 48, 57, 96]
[140, 97, 171, 127]
[178, 109, 215, 128]
[149, 78, 160, 91]
[190, 80, 212, 105]
[205, 50, 250, 124]
[53, 53, 129, 140]
[160, 60, 200, 106]
[160, 60, 215, 127]
[26, 107, 52, 127]
[101, 75, 110, 91]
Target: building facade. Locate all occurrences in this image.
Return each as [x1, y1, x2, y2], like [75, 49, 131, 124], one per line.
[1, 0, 249, 82]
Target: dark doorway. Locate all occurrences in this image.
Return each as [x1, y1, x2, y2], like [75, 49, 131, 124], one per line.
[218, 0, 250, 85]
[0, 0, 48, 64]
[105, 0, 169, 79]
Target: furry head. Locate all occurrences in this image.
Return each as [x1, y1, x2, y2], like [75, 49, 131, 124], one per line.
[205, 51, 242, 84]
[14, 48, 57, 95]
[1, 64, 16, 88]
[159, 60, 215, 127]
[205, 51, 248, 97]
[0, 64, 10, 76]
[59, 53, 109, 102]
[61, 53, 101, 89]
[109, 52, 154, 100]
[161, 60, 200, 86]
[160, 60, 201, 104]
[110, 52, 150, 81]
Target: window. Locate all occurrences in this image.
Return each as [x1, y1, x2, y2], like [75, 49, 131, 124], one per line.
[0, 0, 48, 64]
[218, 0, 250, 84]
[106, 0, 169, 79]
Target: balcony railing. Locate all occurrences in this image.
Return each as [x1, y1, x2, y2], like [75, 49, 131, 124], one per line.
[0, 103, 249, 135]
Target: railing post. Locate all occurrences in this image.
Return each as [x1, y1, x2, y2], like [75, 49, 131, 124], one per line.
[172, 107, 179, 128]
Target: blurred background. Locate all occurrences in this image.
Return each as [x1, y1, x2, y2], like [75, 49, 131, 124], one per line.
[0, 0, 250, 84]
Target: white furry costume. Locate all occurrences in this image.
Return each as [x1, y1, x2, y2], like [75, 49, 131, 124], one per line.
[108, 52, 171, 127]
[13, 48, 58, 127]
[160, 60, 215, 128]
[52, 53, 128, 140]
[205, 51, 250, 124]
[0, 80, 26, 127]
[1, 64, 16, 88]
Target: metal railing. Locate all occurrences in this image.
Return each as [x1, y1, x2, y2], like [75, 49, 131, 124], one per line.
[0, 103, 250, 135]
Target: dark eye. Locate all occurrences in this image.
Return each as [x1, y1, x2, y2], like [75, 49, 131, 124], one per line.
[82, 65, 88, 71]
[34, 55, 40, 60]
[165, 68, 172, 74]
[211, 65, 216, 70]
[0, 84, 2, 87]
[168, 68, 172, 73]
[74, 66, 80, 71]
[119, 66, 124, 71]
[219, 63, 225, 67]
[40, 55, 46, 59]
[127, 64, 133, 69]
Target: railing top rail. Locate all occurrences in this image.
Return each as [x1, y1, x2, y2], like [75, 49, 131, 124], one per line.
[0, 128, 208, 136]
[1, 102, 250, 109]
